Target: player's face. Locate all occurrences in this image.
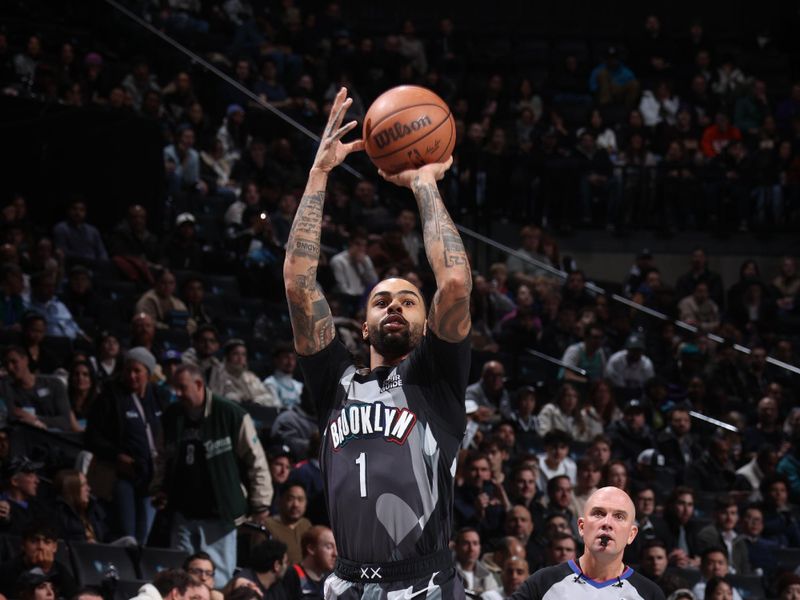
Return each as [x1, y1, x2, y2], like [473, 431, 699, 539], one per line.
[577, 487, 638, 557]
[363, 279, 426, 361]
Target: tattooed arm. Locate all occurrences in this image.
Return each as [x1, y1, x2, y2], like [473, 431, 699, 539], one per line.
[284, 88, 364, 355]
[379, 157, 472, 342]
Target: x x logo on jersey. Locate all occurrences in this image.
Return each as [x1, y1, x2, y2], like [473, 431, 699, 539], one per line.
[360, 567, 382, 580]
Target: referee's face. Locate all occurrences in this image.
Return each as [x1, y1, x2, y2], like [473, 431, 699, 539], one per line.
[578, 487, 638, 557]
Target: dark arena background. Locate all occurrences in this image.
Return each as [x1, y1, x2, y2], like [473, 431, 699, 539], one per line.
[0, 0, 799, 599]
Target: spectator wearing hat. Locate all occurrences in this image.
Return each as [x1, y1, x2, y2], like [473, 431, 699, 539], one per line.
[605, 333, 655, 397]
[209, 339, 278, 407]
[14, 567, 58, 600]
[85, 347, 163, 543]
[0, 346, 71, 431]
[589, 46, 641, 109]
[154, 363, 272, 587]
[607, 399, 655, 462]
[0, 456, 56, 535]
[696, 496, 752, 575]
[182, 324, 222, 383]
[0, 523, 77, 599]
[262, 343, 303, 409]
[135, 268, 195, 334]
[161, 213, 205, 272]
[52, 197, 108, 262]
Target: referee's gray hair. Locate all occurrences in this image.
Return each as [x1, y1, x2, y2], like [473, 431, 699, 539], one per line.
[173, 363, 204, 383]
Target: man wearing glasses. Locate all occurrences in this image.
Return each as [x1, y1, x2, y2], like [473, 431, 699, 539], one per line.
[184, 552, 223, 600]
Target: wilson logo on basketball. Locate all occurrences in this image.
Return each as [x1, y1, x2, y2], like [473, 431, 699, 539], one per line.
[372, 115, 433, 150]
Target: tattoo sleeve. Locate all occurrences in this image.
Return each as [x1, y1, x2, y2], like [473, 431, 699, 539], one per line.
[284, 172, 335, 355]
[411, 177, 472, 342]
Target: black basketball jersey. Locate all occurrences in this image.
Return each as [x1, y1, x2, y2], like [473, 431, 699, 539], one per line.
[509, 560, 665, 600]
[298, 330, 470, 563]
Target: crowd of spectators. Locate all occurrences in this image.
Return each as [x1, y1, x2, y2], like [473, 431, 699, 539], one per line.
[0, 3, 800, 600]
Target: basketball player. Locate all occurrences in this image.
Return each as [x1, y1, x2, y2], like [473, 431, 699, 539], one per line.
[510, 487, 665, 600]
[284, 87, 472, 600]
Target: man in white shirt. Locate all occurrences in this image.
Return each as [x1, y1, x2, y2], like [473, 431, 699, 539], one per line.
[329, 234, 378, 311]
[454, 527, 499, 596]
[263, 343, 303, 408]
[604, 333, 654, 394]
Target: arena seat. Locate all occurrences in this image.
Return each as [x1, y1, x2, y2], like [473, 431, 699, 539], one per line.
[665, 566, 701, 588]
[727, 574, 766, 600]
[69, 541, 138, 585]
[137, 546, 190, 580]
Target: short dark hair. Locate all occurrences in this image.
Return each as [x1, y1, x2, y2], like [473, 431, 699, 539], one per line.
[714, 495, 737, 512]
[543, 430, 572, 448]
[465, 451, 490, 468]
[183, 551, 214, 571]
[700, 547, 728, 565]
[704, 577, 732, 600]
[639, 538, 668, 557]
[249, 539, 288, 573]
[548, 532, 575, 548]
[454, 527, 480, 543]
[21, 522, 59, 541]
[546, 474, 571, 498]
[152, 570, 197, 598]
[192, 323, 218, 342]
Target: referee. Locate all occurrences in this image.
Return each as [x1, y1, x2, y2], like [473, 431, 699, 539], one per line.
[510, 487, 665, 600]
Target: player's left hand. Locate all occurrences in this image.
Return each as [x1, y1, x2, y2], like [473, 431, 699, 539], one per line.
[378, 156, 453, 189]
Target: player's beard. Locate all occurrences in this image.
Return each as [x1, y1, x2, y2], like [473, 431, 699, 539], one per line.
[368, 318, 423, 361]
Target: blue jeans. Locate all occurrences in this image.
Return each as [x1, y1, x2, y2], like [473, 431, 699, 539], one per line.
[171, 512, 237, 588]
[114, 478, 155, 544]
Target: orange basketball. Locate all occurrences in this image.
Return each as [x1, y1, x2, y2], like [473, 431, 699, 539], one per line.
[363, 85, 456, 175]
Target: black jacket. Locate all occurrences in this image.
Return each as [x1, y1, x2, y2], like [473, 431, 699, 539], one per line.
[85, 379, 163, 490]
[55, 497, 109, 543]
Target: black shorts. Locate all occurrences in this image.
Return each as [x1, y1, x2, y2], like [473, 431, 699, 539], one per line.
[324, 567, 465, 600]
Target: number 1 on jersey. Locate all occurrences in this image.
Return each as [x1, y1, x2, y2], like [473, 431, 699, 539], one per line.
[355, 452, 367, 498]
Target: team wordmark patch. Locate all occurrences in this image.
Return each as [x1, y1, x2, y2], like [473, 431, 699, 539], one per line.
[329, 401, 417, 450]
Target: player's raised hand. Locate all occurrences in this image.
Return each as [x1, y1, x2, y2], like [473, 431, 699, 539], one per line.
[378, 156, 453, 189]
[312, 87, 365, 173]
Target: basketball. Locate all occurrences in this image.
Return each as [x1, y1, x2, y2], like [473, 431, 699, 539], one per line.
[363, 85, 456, 175]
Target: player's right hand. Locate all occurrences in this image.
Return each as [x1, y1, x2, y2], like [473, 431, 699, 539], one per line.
[311, 87, 364, 173]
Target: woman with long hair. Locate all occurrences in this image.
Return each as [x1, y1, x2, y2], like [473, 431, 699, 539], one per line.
[67, 360, 97, 432]
[580, 379, 623, 441]
[54, 469, 108, 543]
[601, 459, 630, 494]
[537, 383, 584, 440]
